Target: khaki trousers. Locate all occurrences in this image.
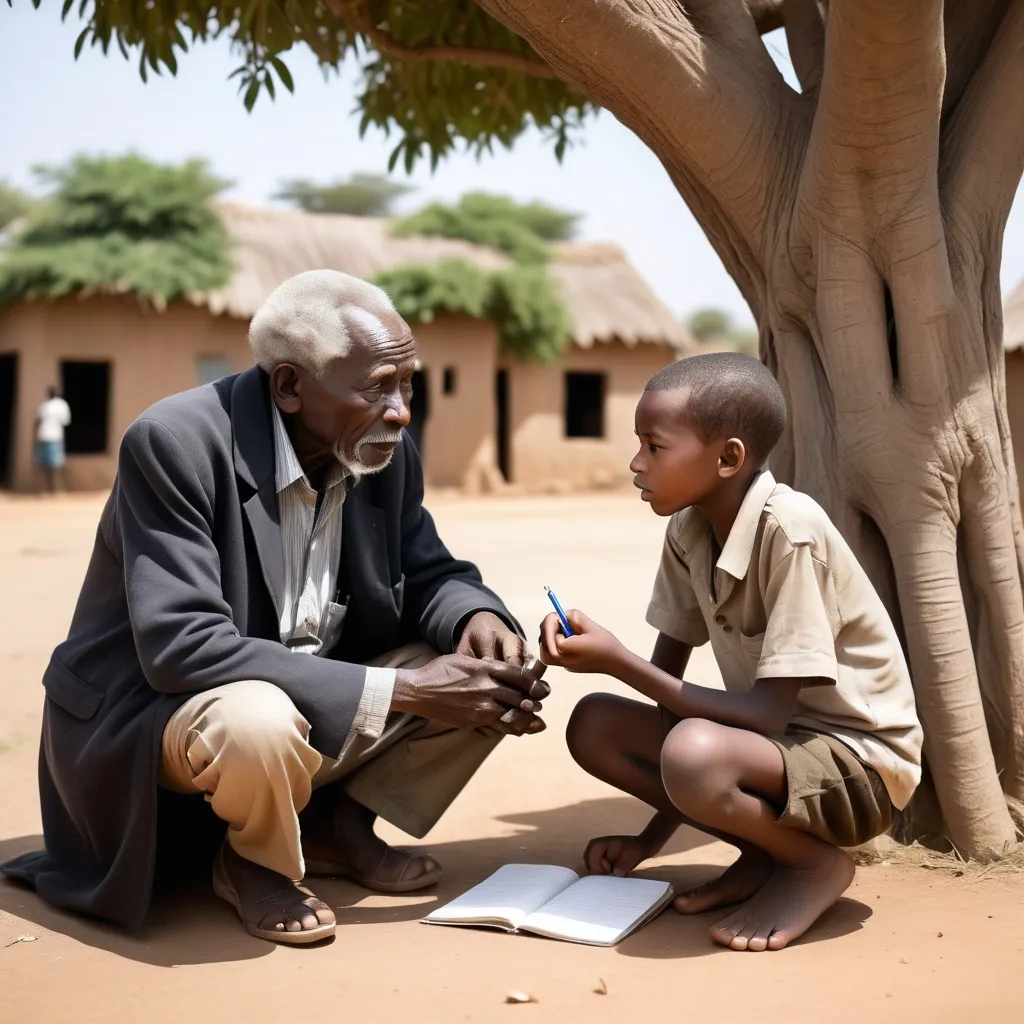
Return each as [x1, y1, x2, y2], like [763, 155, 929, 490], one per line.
[158, 643, 500, 881]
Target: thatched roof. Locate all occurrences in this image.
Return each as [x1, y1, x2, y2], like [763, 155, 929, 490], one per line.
[198, 203, 693, 351]
[1005, 278, 1024, 353]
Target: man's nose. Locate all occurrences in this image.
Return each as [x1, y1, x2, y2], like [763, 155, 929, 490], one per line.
[383, 389, 411, 427]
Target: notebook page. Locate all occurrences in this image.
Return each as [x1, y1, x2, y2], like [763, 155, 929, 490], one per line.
[424, 864, 580, 931]
[520, 875, 673, 946]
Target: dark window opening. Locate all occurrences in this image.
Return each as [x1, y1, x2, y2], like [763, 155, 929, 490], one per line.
[407, 368, 429, 459]
[495, 369, 510, 482]
[564, 372, 605, 438]
[442, 366, 457, 396]
[0, 353, 17, 487]
[61, 360, 111, 455]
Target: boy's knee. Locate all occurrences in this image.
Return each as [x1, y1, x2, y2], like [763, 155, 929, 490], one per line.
[661, 718, 733, 807]
[566, 693, 620, 767]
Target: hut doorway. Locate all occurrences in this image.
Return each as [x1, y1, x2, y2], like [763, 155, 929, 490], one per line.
[0, 353, 17, 488]
[495, 368, 510, 482]
[408, 368, 429, 460]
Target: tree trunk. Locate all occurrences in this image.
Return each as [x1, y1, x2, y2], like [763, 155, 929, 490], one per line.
[479, 0, 1024, 858]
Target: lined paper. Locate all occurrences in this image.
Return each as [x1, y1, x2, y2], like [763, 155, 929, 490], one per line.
[521, 875, 674, 946]
[424, 864, 579, 931]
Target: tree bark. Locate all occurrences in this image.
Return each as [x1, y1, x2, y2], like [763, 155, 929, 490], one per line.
[478, 0, 1024, 858]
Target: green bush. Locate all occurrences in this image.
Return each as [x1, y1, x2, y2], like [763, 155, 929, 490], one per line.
[0, 154, 233, 307]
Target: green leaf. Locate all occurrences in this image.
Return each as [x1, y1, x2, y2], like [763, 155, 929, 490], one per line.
[243, 76, 260, 112]
[270, 55, 294, 93]
[73, 27, 89, 59]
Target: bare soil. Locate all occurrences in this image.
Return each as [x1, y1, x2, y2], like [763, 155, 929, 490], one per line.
[0, 492, 1020, 1022]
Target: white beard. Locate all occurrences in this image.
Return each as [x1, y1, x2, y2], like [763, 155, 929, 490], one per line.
[335, 429, 403, 479]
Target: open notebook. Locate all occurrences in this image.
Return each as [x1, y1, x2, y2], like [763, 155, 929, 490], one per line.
[422, 864, 675, 947]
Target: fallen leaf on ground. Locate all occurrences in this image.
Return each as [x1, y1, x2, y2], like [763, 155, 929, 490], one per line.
[505, 991, 537, 1004]
[594, 978, 609, 996]
[5, 935, 38, 947]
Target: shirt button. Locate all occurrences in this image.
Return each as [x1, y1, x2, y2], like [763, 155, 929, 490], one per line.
[722, 624, 734, 633]
[715, 614, 726, 624]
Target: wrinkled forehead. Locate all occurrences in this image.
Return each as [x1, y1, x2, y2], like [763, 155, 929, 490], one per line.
[343, 305, 415, 354]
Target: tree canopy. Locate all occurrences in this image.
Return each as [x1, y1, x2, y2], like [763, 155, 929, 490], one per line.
[34, 0, 596, 172]
[687, 308, 758, 354]
[0, 154, 233, 307]
[375, 192, 573, 362]
[392, 191, 578, 263]
[0, 181, 32, 233]
[273, 172, 415, 216]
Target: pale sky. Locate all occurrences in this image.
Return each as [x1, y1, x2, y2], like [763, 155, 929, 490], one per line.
[3, 3, 1024, 328]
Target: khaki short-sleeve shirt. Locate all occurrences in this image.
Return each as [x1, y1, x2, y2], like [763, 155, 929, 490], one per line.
[646, 471, 923, 810]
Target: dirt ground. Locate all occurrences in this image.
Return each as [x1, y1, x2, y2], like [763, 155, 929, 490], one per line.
[1, 491, 1021, 1023]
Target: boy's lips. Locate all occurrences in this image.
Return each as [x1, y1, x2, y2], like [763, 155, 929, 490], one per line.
[633, 478, 653, 500]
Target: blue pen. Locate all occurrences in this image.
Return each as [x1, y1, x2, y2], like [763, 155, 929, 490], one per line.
[544, 586, 575, 637]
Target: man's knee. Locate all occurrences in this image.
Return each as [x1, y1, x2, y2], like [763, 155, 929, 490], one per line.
[198, 681, 315, 777]
[566, 693, 621, 768]
[660, 718, 735, 811]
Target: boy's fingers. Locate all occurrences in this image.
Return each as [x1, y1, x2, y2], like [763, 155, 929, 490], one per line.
[566, 608, 590, 632]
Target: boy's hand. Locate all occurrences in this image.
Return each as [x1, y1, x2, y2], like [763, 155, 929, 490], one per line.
[583, 835, 649, 877]
[538, 610, 625, 674]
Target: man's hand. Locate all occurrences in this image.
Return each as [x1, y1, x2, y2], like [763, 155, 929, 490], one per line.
[392, 654, 547, 736]
[457, 611, 529, 666]
[538, 609, 626, 674]
[583, 835, 650, 877]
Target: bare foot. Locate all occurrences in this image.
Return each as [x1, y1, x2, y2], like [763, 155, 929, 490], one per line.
[214, 843, 335, 942]
[302, 791, 441, 891]
[708, 845, 855, 952]
[673, 849, 773, 914]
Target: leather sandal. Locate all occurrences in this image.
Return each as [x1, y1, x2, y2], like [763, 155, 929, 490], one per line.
[212, 846, 336, 945]
[304, 845, 442, 893]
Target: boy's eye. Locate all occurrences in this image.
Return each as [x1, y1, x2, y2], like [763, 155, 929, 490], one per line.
[648, 443, 660, 453]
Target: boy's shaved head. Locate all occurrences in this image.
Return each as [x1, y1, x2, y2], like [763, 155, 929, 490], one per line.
[645, 352, 787, 463]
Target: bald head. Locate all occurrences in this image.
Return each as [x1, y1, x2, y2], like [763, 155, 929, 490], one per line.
[249, 269, 401, 377]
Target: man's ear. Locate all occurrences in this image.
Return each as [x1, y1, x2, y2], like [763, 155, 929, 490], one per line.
[269, 364, 302, 415]
[718, 437, 746, 478]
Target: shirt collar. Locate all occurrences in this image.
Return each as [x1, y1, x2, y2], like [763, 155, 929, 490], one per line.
[270, 400, 346, 495]
[716, 470, 778, 580]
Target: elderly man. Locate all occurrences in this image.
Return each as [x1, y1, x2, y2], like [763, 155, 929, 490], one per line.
[2, 271, 547, 945]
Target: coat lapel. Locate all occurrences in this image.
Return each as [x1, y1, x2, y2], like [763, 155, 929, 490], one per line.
[231, 367, 285, 620]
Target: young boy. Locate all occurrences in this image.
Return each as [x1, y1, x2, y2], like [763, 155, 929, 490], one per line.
[540, 352, 923, 952]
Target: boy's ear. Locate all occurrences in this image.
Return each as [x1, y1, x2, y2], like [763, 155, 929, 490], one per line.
[718, 437, 746, 478]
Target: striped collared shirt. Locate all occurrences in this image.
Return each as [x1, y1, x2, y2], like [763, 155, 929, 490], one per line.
[271, 401, 394, 747]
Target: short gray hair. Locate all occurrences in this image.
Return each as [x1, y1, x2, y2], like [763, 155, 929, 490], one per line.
[248, 269, 399, 377]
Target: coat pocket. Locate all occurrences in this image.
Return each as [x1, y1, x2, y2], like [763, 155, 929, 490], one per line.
[42, 657, 105, 721]
[388, 573, 406, 618]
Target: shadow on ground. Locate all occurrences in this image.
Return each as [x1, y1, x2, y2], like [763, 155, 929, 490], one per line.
[0, 796, 870, 966]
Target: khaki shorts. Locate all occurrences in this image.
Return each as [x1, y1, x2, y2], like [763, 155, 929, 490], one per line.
[660, 709, 892, 848]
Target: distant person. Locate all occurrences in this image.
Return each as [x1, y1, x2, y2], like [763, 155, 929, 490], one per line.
[34, 386, 71, 493]
[539, 353, 922, 952]
[3, 270, 548, 946]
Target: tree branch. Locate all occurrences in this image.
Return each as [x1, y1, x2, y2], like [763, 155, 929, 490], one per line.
[475, 0, 806, 265]
[941, 0, 1024, 241]
[326, 0, 559, 79]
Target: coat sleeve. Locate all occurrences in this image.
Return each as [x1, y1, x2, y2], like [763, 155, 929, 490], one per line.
[118, 416, 363, 756]
[397, 441, 523, 652]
